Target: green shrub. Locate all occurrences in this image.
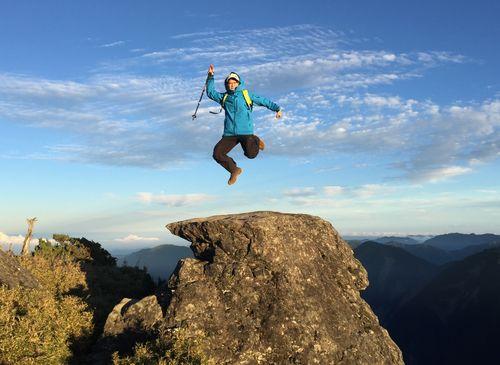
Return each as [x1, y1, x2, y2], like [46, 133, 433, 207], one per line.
[36, 235, 115, 265]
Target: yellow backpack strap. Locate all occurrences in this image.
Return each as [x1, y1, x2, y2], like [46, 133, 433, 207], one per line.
[242, 89, 253, 109]
[221, 93, 228, 107]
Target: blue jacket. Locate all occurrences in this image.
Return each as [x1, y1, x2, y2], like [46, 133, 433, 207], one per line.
[206, 74, 281, 136]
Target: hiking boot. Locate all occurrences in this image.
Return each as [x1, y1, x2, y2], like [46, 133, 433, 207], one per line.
[228, 167, 243, 185]
[258, 138, 265, 150]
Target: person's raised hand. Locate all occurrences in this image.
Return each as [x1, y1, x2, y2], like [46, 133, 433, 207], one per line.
[208, 64, 214, 76]
[276, 110, 283, 119]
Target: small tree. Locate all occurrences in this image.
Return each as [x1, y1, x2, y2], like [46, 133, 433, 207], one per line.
[21, 217, 37, 256]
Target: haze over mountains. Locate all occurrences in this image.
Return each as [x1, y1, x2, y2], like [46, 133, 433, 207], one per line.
[424, 233, 500, 250]
[350, 233, 500, 264]
[117, 244, 192, 281]
[370, 236, 420, 245]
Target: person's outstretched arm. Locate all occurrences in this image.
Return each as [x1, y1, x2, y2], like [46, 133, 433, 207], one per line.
[250, 92, 283, 119]
[206, 64, 224, 104]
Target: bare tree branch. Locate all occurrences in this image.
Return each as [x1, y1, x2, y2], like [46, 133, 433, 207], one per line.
[21, 217, 37, 256]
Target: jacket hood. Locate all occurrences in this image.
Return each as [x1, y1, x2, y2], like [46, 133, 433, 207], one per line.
[225, 72, 245, 92]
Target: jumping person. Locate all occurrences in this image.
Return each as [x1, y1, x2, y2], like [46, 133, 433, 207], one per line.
[206, 64, 282, 185]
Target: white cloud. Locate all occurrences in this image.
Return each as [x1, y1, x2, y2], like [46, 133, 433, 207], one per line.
[0, 232, 39, 251]
[323, 186, 345, 196]
[383, 54, 397, 61]
[283, 187, 317, 197]
[282, 183, 399, 204]
[399, 100, 500, 182]
[100, 40, 126, 48]
[353, 184, 393, 198]
[363, 94, 402, 108]
[0, 232, 31, 245]
[416, 166, 473, 183]
[281, 184, 397, 207]
[1, 24, 493, 185]
[476, 189, 498, 194]
[137, 192, 214, 206]
[0, 73, 96, 99]
[114, 234, 159, 242]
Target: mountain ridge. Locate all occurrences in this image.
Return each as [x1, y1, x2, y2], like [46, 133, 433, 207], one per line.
[117, 243, 192, 280]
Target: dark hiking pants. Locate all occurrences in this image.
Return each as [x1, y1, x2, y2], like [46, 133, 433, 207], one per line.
[213, 135, 261, 173]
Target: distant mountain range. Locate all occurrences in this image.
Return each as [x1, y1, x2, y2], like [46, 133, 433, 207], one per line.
[424, 233, 500, 251]
[391, 241, 500, 265]
[370, 236, 420, 245]
[382, 243, 454, 265]
[387, 247, 500, 364]
[354, 242, 438, 325]
[351, 234, 500, 364]
[348, 233, 500, 265]
[117, 244, 192, 281]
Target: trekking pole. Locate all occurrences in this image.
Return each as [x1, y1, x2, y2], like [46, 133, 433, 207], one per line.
[192, 74, 210, 120]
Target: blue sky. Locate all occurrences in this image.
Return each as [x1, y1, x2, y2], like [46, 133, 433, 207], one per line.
[1, 0, 499, 251]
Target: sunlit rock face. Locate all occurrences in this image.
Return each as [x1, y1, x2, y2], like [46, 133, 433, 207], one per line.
[162, 211, 403, 365]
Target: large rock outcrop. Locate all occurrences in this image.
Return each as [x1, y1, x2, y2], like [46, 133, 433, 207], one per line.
[162, 211, 403, 364]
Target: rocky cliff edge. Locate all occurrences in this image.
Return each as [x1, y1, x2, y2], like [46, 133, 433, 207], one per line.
[157, 211, 403, 364]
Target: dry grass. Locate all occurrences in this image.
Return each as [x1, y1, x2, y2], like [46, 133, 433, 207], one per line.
[0, 255, 93, 364]
[112, 327, 214, 365]
[0, 236, 157, 364]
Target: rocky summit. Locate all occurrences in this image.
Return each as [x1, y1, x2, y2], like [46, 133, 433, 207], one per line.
[162, 211, 403, 364]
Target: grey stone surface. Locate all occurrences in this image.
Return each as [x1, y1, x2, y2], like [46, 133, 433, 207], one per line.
[0, 250, 39, 289]
[162, 211, 404, 365]
[103, 295, 163, 336]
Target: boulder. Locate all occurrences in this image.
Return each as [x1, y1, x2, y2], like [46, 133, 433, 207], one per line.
[162, 211, 403, 364]
[89, 295, 163, 364]
[0, 250, 39, 289]
[103, 295, 163, 336]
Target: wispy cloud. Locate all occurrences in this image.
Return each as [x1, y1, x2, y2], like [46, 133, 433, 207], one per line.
[0, 24, 495, 184]
[411, 166, 473, 183]
[114, 234, 159, 242]
[282, 184, 395, 205]
[353, 184, 394, 198]
[323, 186, 345, 196]
[99, 40, 126, 48]
[395, 100, 500, 182]
[137, 192, 215, 207]
[272, 184, 500, 235]
[283, 187, 316, 197]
